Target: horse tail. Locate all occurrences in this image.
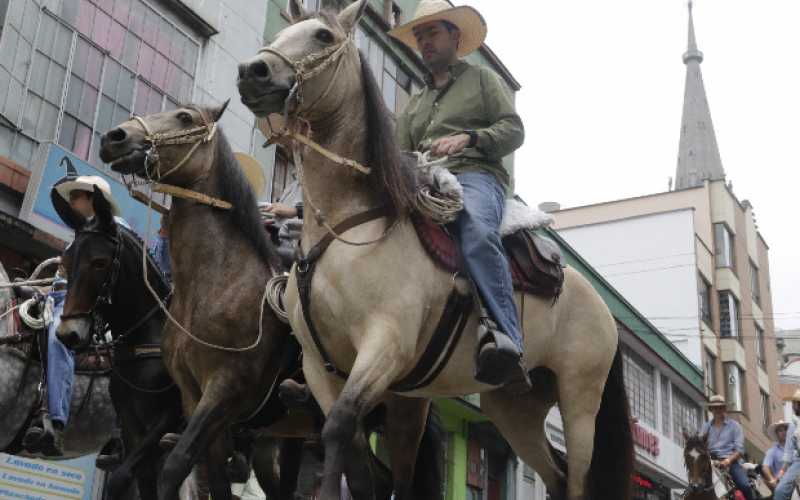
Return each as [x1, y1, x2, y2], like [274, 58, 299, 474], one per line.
[412, 407, 444, 499]
[587, 348, 634, 500]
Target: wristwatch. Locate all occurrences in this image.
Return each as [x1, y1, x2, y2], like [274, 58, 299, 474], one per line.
[464, 130, 478, 148]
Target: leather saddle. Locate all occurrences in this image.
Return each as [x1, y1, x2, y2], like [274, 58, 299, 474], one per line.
[412, 213, 565, 299]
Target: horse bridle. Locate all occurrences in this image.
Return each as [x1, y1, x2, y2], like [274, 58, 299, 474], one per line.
[59, 228, 168, 347]
[130, 106, 217, 183]
[59, 227, 123, 343]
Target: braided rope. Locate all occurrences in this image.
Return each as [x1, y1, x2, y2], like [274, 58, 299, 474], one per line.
[266, 274, 289, 324]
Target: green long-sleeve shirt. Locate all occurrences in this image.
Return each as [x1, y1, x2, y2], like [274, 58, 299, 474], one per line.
[396, 60, 524, 187]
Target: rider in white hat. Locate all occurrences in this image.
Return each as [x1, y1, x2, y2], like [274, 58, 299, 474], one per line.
[23, 175, 129, 457]
[698, 394, 755, 500]
[774, 390, 800, 500]
[391, 0, 528, 389]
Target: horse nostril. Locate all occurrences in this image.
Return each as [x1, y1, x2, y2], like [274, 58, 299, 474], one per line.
[105, 127, 127, 144]
[248, 60, 270, 80]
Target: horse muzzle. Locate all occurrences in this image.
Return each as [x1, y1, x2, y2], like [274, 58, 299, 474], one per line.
[237, 56, 292, 116]
[56, 317, 92, 349]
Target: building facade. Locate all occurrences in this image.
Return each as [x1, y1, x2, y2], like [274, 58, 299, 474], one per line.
[549, 4, 781, 463]
[0, 0, 269, 266]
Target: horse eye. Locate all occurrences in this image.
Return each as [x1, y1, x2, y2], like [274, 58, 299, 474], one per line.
[177, 112, 193, 125]
[315, 29, 334, 44]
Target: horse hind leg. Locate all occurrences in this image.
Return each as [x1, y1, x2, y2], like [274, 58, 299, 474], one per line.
[382, 396, 431, 500]
[481, 368, 567, 500]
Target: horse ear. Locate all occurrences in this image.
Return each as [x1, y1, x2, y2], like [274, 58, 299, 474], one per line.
[92, 185, 114, 230]
[287, 0, 307, 23]
[702, 432, 709, 445]
[337, 0, 368, 33]
[209, 99, 230, 123]
[682, 428, 690, 442]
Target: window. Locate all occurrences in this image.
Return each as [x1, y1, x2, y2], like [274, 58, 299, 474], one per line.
[622, 349, 656, 427]
[719, 292, 740, 339]
[750, 260, 761, 305]
[761, 391, 770, 435]
[704, 349, 717, 396]
[661, 375, 671, 438]
[1, 0, 198, 169]
[714, 223, 735, 269]
[755, 323, 766, 368]
[724, 362, 746, 413]
[698, 275, 712, 326]
[302, 0, 320, 12]
[355, 27, 418, 115]
[673, 387, 702, 447]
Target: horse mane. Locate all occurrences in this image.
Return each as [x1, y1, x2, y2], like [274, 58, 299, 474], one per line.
[357, 51, 419, 216]
[206, 116, 281, 271]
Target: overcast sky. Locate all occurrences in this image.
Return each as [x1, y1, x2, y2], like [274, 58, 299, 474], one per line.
[454, 0, 800, 331]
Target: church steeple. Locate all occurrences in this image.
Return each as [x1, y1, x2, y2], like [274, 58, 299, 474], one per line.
[675, 2, 725, 190]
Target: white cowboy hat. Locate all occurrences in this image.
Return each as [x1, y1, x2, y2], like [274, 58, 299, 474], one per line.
[785, 389, 800, 403]
[388, 0, 487, 58]
[54, 175, 121, 216]
[767, 420, 789, 441]
[233, 153, 267, 199]
[705, 394, 729, 408]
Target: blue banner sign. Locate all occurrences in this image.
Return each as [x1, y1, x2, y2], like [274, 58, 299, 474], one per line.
[0, 453, 98, 500]
[20, 142, 161, 243]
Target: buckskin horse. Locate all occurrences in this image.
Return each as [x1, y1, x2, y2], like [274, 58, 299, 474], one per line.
[99, 103, 443, 500]
[236, 1, 634, 499]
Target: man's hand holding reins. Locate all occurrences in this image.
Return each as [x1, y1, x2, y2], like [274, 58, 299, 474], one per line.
[430, 133, 471, 157]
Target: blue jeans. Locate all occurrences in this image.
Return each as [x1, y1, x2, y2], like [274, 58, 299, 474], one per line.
[775, 461, 800, 500]
[448, 171, 522, 350]
[46, 290, 74, 426]
[728, 461, 755, 500]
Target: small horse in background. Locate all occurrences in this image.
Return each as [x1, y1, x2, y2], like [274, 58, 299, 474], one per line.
[683, 433, 721, 500]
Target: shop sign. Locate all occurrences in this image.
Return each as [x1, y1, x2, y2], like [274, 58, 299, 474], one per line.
[631, 421, 660, 457]
[19, 142, 161, 243]
[0, 453, 97, 500]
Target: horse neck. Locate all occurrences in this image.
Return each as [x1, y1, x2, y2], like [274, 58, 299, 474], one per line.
[167, 161, 266, 287]
[299, 55, 381, 246]
[108, 242, 165, 345]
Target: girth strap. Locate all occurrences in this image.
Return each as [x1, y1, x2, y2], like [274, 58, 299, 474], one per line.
[296, 206, 391, 378]
[390, 289, 473, 392]
[295, 207, 474, 392]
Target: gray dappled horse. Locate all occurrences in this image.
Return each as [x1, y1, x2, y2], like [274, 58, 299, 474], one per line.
[0, 262, 116, 462]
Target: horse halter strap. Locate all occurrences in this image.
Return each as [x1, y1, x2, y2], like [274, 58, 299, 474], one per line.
[129, 109, 232, 210]
[258, 36, 371, 176]
[59, 228, 123, 340]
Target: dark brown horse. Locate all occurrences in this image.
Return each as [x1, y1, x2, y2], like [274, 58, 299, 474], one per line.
[683, 433, 725, 500]
[56, 196, 181, 499]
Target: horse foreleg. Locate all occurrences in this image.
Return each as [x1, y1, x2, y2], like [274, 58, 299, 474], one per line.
[107, 408, 176, 499]
[311, 332, 409, 500]
[205, 432, 234, 500]
[383, 396, 430, 500]
[158, 388, 234, 500]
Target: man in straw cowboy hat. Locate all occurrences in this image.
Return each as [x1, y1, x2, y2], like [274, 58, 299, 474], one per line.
[390, 0, 528, 388]
[774, 389, 800, 500]
[698, 394, 755, 500]
[764, 419, 790, 490]
[23, 175, 130, 457]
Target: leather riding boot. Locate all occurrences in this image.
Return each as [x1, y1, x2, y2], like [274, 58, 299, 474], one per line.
[39, 418, 64, 457]
[474, 318, 531, 394]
